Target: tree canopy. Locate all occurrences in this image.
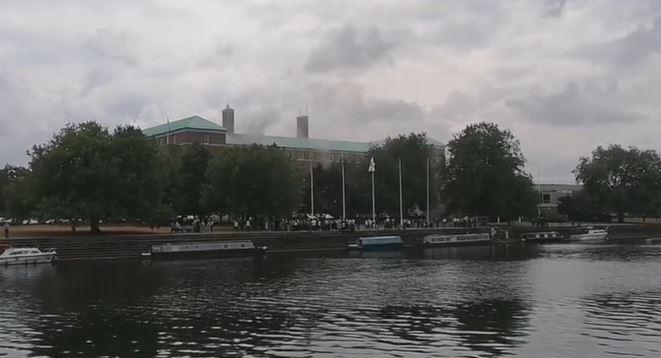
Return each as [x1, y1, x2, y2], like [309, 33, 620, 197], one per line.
[442, 122, 537, 220]
[27, 122, 166, 232]
[302, 161, 370, 218]
[0, 165, 30, 217]
[367, 133, 439, 218]
[575, 145, 661, 222]
[170, 143, 212, 216]
[203, 145, 300, 218]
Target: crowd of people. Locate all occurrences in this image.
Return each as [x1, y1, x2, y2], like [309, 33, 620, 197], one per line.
[227, 214, 487, 232]
[170, 216, 216, 233]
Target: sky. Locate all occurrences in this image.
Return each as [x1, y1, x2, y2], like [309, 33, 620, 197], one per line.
[1, 0, 661, 183]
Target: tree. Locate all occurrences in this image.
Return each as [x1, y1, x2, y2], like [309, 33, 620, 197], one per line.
[27, 122, 166, 232]
[0, 165, 30, 217]
[203, 145, 300, 219]
[574, 145, 661, 222]
[302, 161, 371, 218]
[557, 190, 610, 222]
[442, 122, 537, 221]
[171, 143, 212, 216]
[367, 133, 440, 218]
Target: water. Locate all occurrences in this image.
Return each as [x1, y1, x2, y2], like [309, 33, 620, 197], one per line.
[1, 244, 661, 357]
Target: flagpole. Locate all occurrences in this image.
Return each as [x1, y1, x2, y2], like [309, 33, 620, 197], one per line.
[371, 170, 375, 227]
[341, 158, 346, 219]
[399, 156, 403, 228]
[166, 116, 171, 145]
[369, 157, 376, 228]
[426, 157, 430, 225]
[310, 164, 314, 216]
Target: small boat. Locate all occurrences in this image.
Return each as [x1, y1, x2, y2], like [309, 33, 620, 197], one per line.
[143, 240, 264, 258]
[644, 237, 661, 245]
[0, 247, 57, 266]
[569, 227, 608, 242]
[521, 231, 562, 243]
[423, 233, 491, 246]
[349, 236, 403, 251]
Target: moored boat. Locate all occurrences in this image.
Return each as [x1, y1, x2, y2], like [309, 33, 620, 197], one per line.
[0, 247, 57, 266]
[349, 236, 403, 251]
[143, 240, 264, 258]
[569, 227, 608, 242]
[423, 233, 491, 246]
[521, 231, 562, 243]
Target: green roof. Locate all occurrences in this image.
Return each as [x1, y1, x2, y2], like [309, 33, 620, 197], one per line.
[226, 133, 372, 153]
[142, 115, 225, 137]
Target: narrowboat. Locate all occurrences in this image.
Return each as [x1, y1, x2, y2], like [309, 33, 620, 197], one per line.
[349, 236, 403, 251]
[142, 240, 264, 258]
[521, 231, 562, 243]
[423, 233, 491, 246]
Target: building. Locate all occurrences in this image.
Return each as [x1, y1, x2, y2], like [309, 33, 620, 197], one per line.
[142, 106, 444, 165]
[536, 183, 582, 218]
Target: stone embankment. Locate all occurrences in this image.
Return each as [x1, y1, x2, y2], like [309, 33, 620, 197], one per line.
[2, 225, 660, 261]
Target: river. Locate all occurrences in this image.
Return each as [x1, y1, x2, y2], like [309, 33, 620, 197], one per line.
[1, 243, 660, 357]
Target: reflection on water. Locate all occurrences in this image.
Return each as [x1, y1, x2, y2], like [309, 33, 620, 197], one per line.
[1, 244, 661, 357]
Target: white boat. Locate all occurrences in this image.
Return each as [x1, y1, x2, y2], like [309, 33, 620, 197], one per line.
[0, 247, 57, 266]
[569, 227, 608, 242]
[423, 233, 491, 246]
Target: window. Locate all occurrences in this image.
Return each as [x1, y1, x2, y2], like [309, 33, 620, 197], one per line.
[542, 194, 551, 203]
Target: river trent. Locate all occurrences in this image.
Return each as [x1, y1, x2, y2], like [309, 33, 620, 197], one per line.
[1, 244, 660, 357]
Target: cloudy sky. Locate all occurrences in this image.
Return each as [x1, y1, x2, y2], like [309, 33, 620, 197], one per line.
[2, 0, 660, 182]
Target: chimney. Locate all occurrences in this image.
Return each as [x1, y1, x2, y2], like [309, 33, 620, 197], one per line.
[297, 115, 309, 139]
[222, 105, 235, 133]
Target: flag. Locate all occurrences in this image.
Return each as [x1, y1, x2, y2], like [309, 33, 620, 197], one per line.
[368, 157, 375, 173]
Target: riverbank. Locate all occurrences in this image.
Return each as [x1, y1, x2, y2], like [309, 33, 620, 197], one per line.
[3, 224, 661, 261]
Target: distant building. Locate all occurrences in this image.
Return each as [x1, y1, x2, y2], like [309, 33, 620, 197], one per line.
[142, 106, 444, 165]
[536, 183, 582, 218]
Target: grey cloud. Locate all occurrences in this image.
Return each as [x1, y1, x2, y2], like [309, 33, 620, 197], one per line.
[581, 17, 661, 66]
[219, 80, 435, 141]
[506, 82, 643, 125]
[545, 0, 568, 18]
[304, 24, 395, 73]
[84, 28, 138, 66]
[432, 92, 478, 121]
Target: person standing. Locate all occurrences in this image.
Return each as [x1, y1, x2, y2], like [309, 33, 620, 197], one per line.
[3, 222, 9, 238]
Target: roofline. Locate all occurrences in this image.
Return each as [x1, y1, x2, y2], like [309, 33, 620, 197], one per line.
[148, 127, 227, 138]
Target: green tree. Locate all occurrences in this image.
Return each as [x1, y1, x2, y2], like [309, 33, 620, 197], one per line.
[303, 161, 371, 218]
[367, 133, 440, 218]
[557, 190, 610, 222]
[27, 122, 166, 232]
[575, 145, 661, 222]
[442, 122, 537, 221]
[203, 145, 300, 219]
[0, 165, 30, 217]
[172, 143, 212, 216]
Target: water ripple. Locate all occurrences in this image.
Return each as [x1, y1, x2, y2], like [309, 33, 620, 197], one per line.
[0, 247, 660, 357]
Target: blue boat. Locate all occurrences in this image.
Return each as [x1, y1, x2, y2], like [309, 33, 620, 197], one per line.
[349, 236, 403, 251]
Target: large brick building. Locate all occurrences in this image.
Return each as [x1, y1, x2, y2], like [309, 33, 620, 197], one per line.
[142, 106, 444, 165]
